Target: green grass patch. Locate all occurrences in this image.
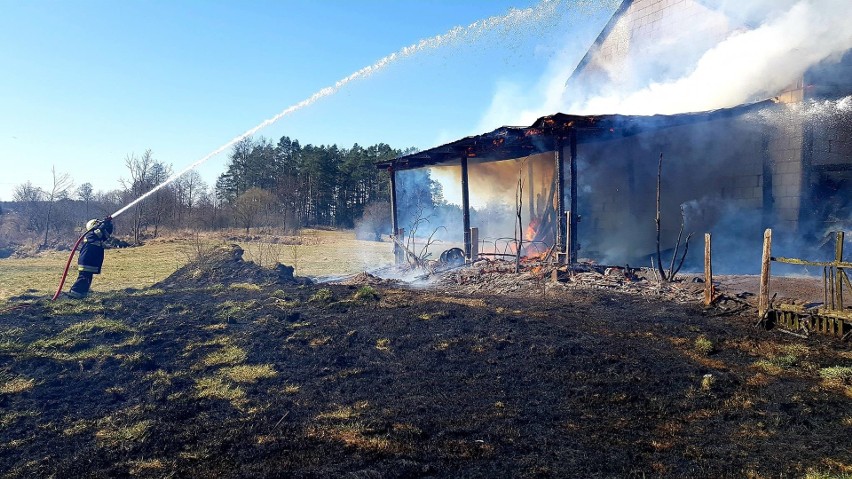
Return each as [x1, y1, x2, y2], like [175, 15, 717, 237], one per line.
[32, 318, 133, 347]
[125, 288, 166, 297]
[804, 470, 852, 479]
[754, 354, 799, 373]
[47, 298, 119, 316]
[96, 419, 153, 448]
[27, 318, 136, 361]
[819, 366, 852, 383]
[230, 282, 261, 291]
[197, 345, 247, 369]
[316, 402, 369, 421]
[353, 286, 379, 302]
[219, 364, 277, 383]
[195, 376, 246, 404]
[308, 288, 334, 304]
[694, 336, 714, 356]
[184, 337, 231, 352]
[0, 327, 26, 355]
[215, 300, 259, 321]
[375, 338, 391, 352]
[0, 376, 35, 395]
[281, 383, 301, 394]
[1, 410, 38, 430]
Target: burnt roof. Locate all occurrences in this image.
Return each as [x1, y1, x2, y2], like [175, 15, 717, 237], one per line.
[378, 99, 775, 171]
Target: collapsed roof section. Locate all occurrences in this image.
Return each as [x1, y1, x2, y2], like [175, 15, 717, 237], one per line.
[376, 99, 775, 172]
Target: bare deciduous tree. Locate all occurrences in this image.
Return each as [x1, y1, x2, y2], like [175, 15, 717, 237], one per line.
[122, 150, 155, 244]
[76, 182, 94, 218]
[234, 187, 278, 234]
[41, 167, 74, 248]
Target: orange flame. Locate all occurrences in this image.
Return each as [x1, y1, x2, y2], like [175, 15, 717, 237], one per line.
[525, 218, 540, 242]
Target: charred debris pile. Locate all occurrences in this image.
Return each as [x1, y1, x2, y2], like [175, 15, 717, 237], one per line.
[370, 251, 742, 309]
[155, 244, 312, 290]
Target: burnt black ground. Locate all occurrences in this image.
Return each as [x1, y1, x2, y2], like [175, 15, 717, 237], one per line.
[1, 257, 850, 478]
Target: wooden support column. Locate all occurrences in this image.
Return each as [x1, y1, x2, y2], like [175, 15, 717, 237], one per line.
[565, 211, 572, 264]
[388, 167, 400, 264]
[470, 227, 479, 262]
[759, 228, 772, 318]
[568, 129, 578, 264]
[555, 137, 566, 263]
[461, 157, 472, 261]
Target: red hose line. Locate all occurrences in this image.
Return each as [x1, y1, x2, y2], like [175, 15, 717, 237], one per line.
[51, 232, 87, 301]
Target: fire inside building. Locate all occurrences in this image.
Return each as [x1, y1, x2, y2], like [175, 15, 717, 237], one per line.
[377, 0, 852, 273]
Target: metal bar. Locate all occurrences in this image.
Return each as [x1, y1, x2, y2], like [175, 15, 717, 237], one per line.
[555, 137, 566, 263]
[569, 129, 578, 264]
[759, 229, 772, 318]
[461, 156, 471, 261]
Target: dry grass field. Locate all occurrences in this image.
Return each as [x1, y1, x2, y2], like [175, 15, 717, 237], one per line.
[0, 229, 394, 302]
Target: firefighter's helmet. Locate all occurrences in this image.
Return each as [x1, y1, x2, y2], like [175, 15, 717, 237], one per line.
[86, 219, 99, 231]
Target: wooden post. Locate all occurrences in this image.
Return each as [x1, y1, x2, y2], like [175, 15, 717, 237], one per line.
[704, 233, 713, 306]
[565, 211, 572, 265]
[554, 137, 566, 263]
[395, 228, 405, 264]
[470, 227, 479, 263]
[461, 157, 471, 261]
[835, 231, 845, 310]
[389, 167, 400, 264]
[759, 228, 772, 318]
[568, 130, 578, 264]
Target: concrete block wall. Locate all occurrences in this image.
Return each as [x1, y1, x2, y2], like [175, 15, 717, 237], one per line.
[767, 124, 804, 230]
[575, 0, 729, 90]
[812, 112, 852, 168]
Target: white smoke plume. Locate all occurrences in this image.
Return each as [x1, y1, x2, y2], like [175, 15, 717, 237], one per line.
[479, 0, 852, 125]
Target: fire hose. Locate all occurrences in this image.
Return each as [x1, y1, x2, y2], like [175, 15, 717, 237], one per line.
[51, 217, 111, 301]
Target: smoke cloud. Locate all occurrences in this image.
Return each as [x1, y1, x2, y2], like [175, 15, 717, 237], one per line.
[579, 0, 852, 115]
[478, 0, 852, 125]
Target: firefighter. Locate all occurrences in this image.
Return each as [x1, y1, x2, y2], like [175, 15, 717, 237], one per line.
[66, 217, 113, 299]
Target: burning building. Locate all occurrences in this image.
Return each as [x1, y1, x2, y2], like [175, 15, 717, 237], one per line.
[378, 0, 852, 272]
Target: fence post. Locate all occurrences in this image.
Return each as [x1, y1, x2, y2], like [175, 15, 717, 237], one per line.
[704, 233, 713, 306]
[835, 231, 845, 310]
[759, 228, 772, 319]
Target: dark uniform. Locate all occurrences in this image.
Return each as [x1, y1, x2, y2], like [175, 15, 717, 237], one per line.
[67, 218, 113, 299]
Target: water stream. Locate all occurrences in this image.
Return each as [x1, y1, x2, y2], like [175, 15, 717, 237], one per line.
[111, 0, 564, 219]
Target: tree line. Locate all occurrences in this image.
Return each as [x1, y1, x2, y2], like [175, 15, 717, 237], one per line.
[0, 135, 410, 252]
[215, 136, 408, 231]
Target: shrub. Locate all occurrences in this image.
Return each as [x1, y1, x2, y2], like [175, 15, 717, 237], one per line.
[694, 336, 714, 356]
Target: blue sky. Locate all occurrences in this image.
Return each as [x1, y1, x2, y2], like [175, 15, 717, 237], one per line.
[0, 0, 617, 202]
